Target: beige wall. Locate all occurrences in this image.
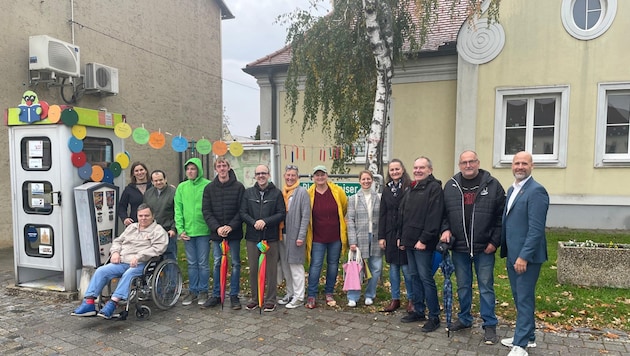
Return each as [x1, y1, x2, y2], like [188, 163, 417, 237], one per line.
[275, 75, 458, 184]
[476, 0, 630, 196]
[0, 0, 224, 247]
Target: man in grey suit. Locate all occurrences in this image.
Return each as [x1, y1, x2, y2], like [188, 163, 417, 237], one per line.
[500, 151, 549, 356]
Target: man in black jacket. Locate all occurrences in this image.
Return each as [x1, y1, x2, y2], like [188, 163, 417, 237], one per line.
[440, 150, 506, 344]
[240, 165, 286, 312]
[201, 158, 245, 310]
[399, 156, 443, 333]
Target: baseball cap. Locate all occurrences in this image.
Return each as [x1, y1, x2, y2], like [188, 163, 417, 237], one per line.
[312, 165, 327, 174]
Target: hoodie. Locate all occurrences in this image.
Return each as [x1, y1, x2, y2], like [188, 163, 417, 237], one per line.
[174, 157, 211, 237]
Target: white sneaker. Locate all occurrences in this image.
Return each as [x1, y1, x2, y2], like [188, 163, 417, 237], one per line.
[347, 300, 357, 307]
[285, 298, 303, 309]
[278, 295, 291, 305]
[507, 346, 528, 356]
[364, 298, 373, 306]
[501, 337, 537, 348]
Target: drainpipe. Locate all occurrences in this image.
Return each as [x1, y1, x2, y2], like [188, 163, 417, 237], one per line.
[268, 69, 277, 140]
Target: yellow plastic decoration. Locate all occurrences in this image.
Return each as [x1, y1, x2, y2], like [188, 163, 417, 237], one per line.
[229, 141, 244, 157]
[114, 122, 132, 138]
[115, 152, 130, 169]
[71, 125, 87, 140]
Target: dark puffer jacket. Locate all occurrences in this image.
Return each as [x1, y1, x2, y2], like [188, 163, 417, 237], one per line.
[398, 174, 443, 250]
[202, 169, 245, 242]
[240, 182, 286, 242]
[441, 169, 506, 256]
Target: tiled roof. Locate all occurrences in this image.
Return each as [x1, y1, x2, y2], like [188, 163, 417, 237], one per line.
[245, 0, 468, 70]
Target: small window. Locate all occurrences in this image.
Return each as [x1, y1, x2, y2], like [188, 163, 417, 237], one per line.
[494, 86, 569, 167]
[22, 181, 54, 214]
[24, 224, 54, 258]
[595, 83, 630, 166]
[561, 0, 617, 40]
[21, 137, 52, 171]
[83, 137, 114, 167]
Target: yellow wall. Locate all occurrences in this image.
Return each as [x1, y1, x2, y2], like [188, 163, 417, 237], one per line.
[476, 0, 630, 195]
[277, 77, 457, 184]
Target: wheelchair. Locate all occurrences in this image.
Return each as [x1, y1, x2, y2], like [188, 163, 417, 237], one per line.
[100, 256, 183, 320]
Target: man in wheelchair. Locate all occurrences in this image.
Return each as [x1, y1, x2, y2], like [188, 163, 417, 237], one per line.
[71, 203, 168, 319]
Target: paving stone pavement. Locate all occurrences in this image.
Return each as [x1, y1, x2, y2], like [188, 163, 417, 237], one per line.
[0, 247, 628, 355]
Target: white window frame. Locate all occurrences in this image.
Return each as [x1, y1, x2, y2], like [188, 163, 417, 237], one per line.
[493, 86, 570, 168]
[561, 0, 617, 41]
[352, 123, 392, 165]
[595, 82, 630, 167]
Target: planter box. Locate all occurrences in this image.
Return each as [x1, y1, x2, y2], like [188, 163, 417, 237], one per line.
[557, 242, 630, 288]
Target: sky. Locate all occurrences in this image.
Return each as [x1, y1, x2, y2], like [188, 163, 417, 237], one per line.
[221, 0, 330, 138]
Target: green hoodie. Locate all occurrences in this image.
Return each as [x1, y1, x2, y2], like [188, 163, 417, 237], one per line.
[174, 157, 211, 237]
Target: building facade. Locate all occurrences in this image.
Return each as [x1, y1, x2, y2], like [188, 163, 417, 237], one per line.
[0, 0, 232, 246]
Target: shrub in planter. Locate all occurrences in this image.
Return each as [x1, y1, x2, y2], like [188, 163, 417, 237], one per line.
[557, 240, 630, 288]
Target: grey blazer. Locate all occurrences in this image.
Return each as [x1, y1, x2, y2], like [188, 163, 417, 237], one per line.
[346, 189, 382, 257]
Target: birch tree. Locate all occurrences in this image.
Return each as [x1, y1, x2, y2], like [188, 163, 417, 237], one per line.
[280, 0, 500, 174]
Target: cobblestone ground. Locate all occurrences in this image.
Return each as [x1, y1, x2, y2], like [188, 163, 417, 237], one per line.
[0, 249, 628, 355]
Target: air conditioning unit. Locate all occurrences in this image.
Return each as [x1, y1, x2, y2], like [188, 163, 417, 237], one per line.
[29, 35, 80, 78]
[84, 62, 119, 95]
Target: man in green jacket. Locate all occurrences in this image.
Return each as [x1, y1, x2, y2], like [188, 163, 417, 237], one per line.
[175, 158, 211, 306]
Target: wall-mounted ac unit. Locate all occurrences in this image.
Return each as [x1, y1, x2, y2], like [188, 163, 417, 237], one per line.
[84, 63, 119, 95]
[29, 35, 80, 78]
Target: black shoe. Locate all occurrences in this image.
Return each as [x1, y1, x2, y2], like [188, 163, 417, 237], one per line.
[483, 326, 499, 345]
[421, 318, 441, 332]
[200, 296, 220, 309]
[230, 295, 242, 310]
[400, 313, 427, 323]
[448, 320, 472, 332]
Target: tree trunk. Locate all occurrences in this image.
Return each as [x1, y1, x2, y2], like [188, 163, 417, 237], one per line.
[363, 0, 394, 176]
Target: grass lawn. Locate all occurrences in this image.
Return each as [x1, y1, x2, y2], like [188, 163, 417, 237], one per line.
[175, 229, 630, 332]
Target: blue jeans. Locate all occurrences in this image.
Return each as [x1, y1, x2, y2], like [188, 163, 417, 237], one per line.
[452, 250, 498, 327]
[407, 249, 440, 319]
[211, 239, 241, 298]
[184, 235, 210, 294]
[85, 262, 145, 301]
[163, 236, 178, 261]
[307, 240, 341, 297]
[389, 262, 415, 301]
[347, 255, 382, 301]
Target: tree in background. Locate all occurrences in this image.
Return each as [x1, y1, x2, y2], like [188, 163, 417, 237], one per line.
[279, 0, 499, 174]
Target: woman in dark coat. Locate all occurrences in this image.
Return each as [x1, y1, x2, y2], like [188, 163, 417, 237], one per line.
[378, 159, 415, 313]
[118, 162, 152, 227]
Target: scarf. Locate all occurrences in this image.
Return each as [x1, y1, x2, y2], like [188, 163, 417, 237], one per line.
[388, 178, 403, 197]
[279, 180, 300, 240]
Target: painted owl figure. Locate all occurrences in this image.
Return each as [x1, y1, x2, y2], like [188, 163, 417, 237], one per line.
[18, 90, 42, 124]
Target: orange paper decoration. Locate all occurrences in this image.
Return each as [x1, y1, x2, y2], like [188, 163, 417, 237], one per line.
[149, 131, 166, 149]
[212, 140, 228, 156]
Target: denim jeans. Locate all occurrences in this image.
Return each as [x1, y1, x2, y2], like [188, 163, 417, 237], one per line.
[389, 262, 415, 301]
[452, 250, 498, 327]
[307, 240, 341, 297]
[85, 262, 145, 301]
[407, 249, 440, 319]
[211, 239, 241, 298]
[163, 236, 178, 261]
[347, 255, 382, 301]
[184, 235, 210, 294]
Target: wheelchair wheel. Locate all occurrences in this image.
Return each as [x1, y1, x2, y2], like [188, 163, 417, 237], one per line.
[151, 259, 183, 310]
[135, 305, 151, 320]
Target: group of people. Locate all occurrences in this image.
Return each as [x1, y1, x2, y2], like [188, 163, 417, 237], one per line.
[379, 151, 547, 356]
[71, 151, 548, 356]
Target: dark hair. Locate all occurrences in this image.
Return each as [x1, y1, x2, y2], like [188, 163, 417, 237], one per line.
[151, 169, 166, 179]
[129, 162, 149, 183]
[387, 158, 411, 190]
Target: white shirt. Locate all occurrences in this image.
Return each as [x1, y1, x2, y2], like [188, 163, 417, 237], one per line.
[506, 175, 532, 214]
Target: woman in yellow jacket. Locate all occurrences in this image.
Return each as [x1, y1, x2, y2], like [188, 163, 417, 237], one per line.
[305, 165, 348, 309]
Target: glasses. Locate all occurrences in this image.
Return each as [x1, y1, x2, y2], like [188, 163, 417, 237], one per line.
[459, 159, 479, 166]
[285, 164, 299, 171]
[254, 172, 268, 176]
